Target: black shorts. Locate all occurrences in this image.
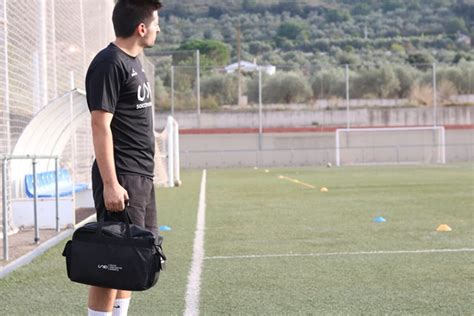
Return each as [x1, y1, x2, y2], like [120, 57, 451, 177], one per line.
[92, 161, 158, 236]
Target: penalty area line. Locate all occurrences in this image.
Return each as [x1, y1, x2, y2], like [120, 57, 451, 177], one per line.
[204, 248, 474, 260]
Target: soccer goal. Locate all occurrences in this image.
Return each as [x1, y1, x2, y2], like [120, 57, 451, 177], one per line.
[335, 126, 446, 166]
[155, 116, 181, 187]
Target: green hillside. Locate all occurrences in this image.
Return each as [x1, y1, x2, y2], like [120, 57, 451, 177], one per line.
[147, 1, 473, 111]
[152, 0, 473, 67]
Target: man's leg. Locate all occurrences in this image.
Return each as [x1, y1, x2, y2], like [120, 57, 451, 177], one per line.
[144, 180, 158, 237]
[119, 174, 157, 235]
[90, 167, 133, 314]
[89, 164, 119, 313]
[88, 288, 132, 315]
[112, 290, 132, 316]
[88, 174, 152, 315]
[88, 287, 117, 313]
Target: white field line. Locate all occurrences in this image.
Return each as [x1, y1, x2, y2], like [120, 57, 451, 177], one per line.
[184, 170, 207, 316]
[204, 248, 474, 260]
[278, 175, 315, 189]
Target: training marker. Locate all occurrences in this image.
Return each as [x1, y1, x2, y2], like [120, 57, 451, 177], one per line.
[436, 224, 452, 232]
[373, 216, 386, 223]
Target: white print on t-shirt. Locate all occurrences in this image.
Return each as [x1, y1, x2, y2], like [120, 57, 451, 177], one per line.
[131, 68, 138, 77]
[137, 82, 151, 102]
[136, 102, 153, 109]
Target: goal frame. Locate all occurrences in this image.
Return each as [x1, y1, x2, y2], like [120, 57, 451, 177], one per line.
[155, 116, 181, 187]
[335, 126, 446, 166]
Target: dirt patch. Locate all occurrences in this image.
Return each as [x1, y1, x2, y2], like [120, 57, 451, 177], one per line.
[0, 208, 96, 268]
[75, 207, 95, 224]
[0, 229, 60, 267]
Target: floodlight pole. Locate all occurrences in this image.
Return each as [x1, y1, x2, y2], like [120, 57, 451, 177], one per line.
[1, 1, 10, 155]
[55, 157, 59, 232]
[69, 72, 77, 216]
[258, 68, 263, 151]
[32, 158, 39, 244]
[2, 157, 9, 260]
[171, 65, 174, 116]
[39, 0, 48, 108]
[345, 64, 350, 129]
[433, 62, 437, 126]
[79, 0, 87, 74]
[196, 50, 200, 115]
[51, 0, 58, 98]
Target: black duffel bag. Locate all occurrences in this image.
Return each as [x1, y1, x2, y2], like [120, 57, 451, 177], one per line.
[62, 210, 166, 291]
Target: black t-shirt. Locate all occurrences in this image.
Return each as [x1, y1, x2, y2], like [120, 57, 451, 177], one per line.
[86, 43, 155, 178]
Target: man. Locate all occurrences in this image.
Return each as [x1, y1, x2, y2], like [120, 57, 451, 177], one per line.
[85, 1, 162, 315]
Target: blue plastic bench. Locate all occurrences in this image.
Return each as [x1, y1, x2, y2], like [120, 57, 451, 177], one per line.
[25, 169, 88, 198]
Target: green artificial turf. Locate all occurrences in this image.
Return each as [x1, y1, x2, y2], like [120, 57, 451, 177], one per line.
[1, 165, 473, 315]
[200, 165, 474, 314]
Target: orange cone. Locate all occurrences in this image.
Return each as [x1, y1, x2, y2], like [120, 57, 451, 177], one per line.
[436, 224, 452, 232]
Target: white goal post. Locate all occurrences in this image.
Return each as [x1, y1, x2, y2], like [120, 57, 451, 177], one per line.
[335, 126, 446, 166]
[155, 116, 181, 187]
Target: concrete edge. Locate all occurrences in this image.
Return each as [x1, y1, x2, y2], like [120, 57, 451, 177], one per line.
[75, 213, 97, 228]
[0, 213, 97, 279]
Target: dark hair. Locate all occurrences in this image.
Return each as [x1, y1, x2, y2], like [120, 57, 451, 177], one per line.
[112, 0, 162, 38]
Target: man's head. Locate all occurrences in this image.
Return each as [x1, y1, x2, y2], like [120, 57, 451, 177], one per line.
[112, 0, 162, 47]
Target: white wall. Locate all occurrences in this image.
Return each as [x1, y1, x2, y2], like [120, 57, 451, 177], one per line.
[156, 105, 474, 130]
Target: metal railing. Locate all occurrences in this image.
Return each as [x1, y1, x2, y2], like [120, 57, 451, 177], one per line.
[1, 155, 60, 260]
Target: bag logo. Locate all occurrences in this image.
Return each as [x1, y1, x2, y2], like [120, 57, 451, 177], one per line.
[97, 264, 123, 272]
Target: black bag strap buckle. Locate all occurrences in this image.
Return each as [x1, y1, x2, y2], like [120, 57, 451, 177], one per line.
[154, 236, 167, 271]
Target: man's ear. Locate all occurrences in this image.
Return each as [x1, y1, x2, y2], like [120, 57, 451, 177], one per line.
[137, 23, 147, 37]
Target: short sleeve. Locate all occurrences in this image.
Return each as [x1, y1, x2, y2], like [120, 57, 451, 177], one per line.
[86, 62, 124, 114]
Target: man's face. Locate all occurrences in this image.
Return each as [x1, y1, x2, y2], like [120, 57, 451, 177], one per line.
[142, 10, 160, 48]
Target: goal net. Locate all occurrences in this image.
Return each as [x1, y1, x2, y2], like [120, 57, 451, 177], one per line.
[155, 116, 181, 187]
[335, 126, 446, 166]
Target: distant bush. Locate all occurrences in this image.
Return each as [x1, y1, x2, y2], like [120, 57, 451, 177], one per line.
[262, 72, 312, 103]
[459, 62, 474, 94]
[200, 73, 238, 105]
[420, 63, 474, 94]
[154, 76, 169, 108]
[336, 52, 360, 65]
[176, 39, 230, 67]
[310, 68, 346, 99]
[437, 80, 458, 104]
[409, 83, 433, 106]
[407, 52, 435, 70]
[276, 22, 307, 41]
[325, 8, 351, 23]
[351, 3, 371, 15]
[390, 43, 406, 55]
[351, 66, 400, 98]
[444, 17, 468, 34]
[382, 0, 405, 12]
[248, 41, 273, 55]
[200, 96, 220, 110]
[435, 67, 464, 93]
[393, 65, 421, 97]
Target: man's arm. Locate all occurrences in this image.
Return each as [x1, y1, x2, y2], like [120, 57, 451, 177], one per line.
[91, 110, 129, 212]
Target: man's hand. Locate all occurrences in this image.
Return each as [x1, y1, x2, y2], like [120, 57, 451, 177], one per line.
[103, 183, 129, 212]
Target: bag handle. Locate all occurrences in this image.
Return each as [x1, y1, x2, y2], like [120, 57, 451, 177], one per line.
[96, 203, 132, 238]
